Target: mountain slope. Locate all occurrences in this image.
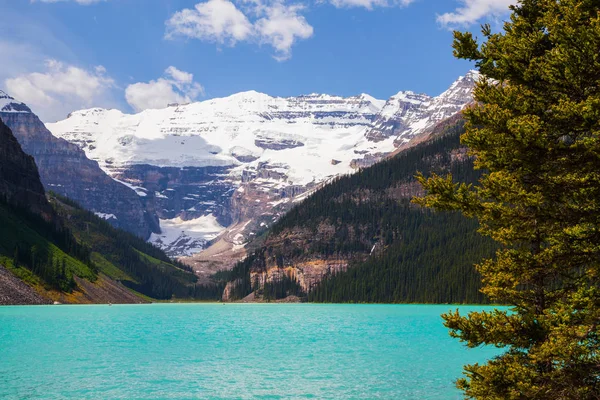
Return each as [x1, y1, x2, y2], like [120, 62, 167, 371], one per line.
[0, 117, 217, 304]
[46, 72, 479, 257]
[49, 194, 222, 301]
[219, 118, 496, 303]
[0, 90, 159, 239]
[0, 113, 53, 219]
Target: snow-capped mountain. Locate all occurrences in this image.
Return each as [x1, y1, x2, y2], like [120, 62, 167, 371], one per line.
[0, 90, 30, 113]
[46, 71, 478, 258]
[364, 70, 479, 143]
[49, 91, 386, 185]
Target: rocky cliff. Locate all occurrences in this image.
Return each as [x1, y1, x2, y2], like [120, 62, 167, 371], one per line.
[0, 90, 158, 238]
[220, 116, 494, 303]
[0, 117, 53, 219]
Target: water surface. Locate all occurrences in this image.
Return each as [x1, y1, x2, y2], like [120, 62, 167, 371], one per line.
[0, 304, 500, 399]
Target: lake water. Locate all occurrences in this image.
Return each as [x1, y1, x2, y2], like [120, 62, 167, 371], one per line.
[0, 304, 500, 399]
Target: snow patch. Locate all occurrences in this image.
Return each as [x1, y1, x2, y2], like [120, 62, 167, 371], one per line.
[95, 212, 117, 220]
[149, 215, 226, 257]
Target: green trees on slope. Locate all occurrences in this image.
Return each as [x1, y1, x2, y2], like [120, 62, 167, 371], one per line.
[0, 190, 222, 301]
[223, 121, 497, 303]
[51, 193, 222, 300]
[308, 207, 495, 304]
[415, 0, 600, 397]
[0, 196, 94, 292]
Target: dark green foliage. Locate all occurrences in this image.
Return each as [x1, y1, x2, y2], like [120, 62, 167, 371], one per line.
[309, 208, 494, 303]
[49, 192, 193, 273]
[417, 0, 600, 397]
[0, 196, 92, 292]
[261, 275, 304, 302]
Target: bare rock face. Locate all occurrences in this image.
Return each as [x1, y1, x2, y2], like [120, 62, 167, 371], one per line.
[222, 279, 242, 301]
[115, 164, 233, 224]
[0, 117, 53, 219]
[251, 259, 348, 294]
[0, 91, 158, 238]
[255, 137, 305, 150]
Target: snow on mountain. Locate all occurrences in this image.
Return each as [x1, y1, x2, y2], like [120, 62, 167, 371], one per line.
[149, 215, 226, 257]
[46, 72, 479, 257]
[0, 90, 30, 113]
[49, 91, 383, 185]
[364, 70, 479, 144]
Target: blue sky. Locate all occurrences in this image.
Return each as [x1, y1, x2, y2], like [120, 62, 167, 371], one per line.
[0, 0, 514, 121]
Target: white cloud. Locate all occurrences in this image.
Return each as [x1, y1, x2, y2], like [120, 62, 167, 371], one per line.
[165, 66, 193, 85]
[125, 66, 204, 112]
[5, 59, 115, 121]
[165, 0, 314, 61]
[165, 0, 253, 45]
[255, 3, 313, 61]
[328, 0, 413, 10]
[437, 0, 515, 27]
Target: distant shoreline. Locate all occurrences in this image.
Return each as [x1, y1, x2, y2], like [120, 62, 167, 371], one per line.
[0, 301, 505, 307]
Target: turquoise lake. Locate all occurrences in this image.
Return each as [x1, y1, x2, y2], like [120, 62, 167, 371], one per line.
[0, 304, 501, 399]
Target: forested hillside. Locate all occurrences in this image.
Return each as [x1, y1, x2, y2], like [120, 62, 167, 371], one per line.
[0, 117, 220, 304]
[0, 191, 225, 304]
[50, 194, 223, 301]
[219, 119, 496, 303]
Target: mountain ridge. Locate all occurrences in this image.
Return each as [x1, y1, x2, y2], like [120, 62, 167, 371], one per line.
[0, 116, 217, 304]
[218, 116, 495, 303]
[44, 71, 478, 258]
[0, 92, 159, 239]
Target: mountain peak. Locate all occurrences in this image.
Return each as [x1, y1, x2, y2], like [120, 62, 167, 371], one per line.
[0, 90, 31, 114]
[66, 107, 121, 119]
[389, 90, 431, 103]
[224, 90, 272, 102]
[464, 70, 481, 80]
[356, 93, 386, 108]
[448, 70, 480, 89]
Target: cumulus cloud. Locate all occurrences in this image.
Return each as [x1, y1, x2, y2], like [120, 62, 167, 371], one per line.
[437, 0, 515, 27]
[328, 0, 413, 10]
[165, 0, 314, 61]
[165, 0, 253, 45]
[5, 59, 115, 121]
[125, 66, 204, 112]
[255, 3, 313, 60]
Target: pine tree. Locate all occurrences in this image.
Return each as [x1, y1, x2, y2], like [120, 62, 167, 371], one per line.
[30, 245, 38, 273]
[52, 258, 59, 286]
[61, 258, 66, 280]
[12, 246, 19, 268]
[414, 1, 600, 398]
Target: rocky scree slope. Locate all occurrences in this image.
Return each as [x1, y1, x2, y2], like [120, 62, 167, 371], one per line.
[45, 72, 479, 258]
